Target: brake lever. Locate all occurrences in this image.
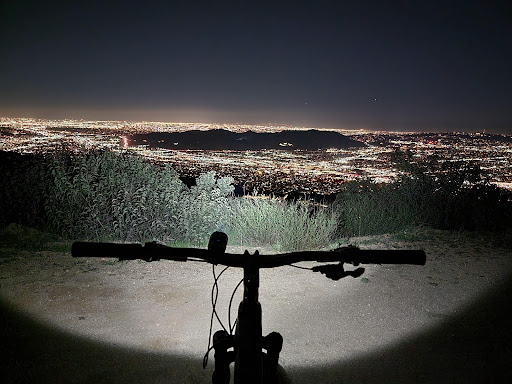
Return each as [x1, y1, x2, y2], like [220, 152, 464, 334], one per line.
[312, 263, 365, 280]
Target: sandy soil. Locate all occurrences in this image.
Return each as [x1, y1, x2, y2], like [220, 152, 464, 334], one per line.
[1, 227, 512, 383]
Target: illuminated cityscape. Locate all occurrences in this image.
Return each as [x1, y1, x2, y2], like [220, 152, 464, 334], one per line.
[1, 117, 512, 195]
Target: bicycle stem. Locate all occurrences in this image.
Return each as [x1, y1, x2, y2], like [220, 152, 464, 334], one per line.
[212, 250, 283, 384]
[235, 251, 263, 384]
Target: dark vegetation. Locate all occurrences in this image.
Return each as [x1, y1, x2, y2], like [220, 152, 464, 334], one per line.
[0, 148, 234, 246]
[335, 149, 512, 237]
[1, 148, 511, 250]
[0, 148, 336, 250]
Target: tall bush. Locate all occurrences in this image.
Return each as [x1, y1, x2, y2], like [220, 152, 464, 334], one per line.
[1, 149, 235, 245]
[0, 151, 50, 228]
[43, 149, 186, 242]
[174, 171, 234, 245]
[335, 151, 512, 236]
[231, 195, 338, 251]
[334, 180, 423, 236]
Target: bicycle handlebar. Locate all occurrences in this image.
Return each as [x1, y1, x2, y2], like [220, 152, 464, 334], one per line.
[71, 241, 426, 268]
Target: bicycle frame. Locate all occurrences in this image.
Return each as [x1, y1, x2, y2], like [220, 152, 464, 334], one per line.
[212, 250, 283, 384]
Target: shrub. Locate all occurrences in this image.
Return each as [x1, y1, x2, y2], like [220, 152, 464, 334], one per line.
[0, 149, 234, 245]
[334, 179, 422, 236]
[0, 151, 51, 228]
[335, 151, 512, 236]
[174, 171, 234, 245]
[43, 148, 187, 242]
[230, 195, 338, 251]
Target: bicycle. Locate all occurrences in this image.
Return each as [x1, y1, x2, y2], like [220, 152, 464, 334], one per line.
[72, 231, 426, 384]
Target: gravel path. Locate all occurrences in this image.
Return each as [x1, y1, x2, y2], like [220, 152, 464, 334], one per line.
[1, 229, 512, 383]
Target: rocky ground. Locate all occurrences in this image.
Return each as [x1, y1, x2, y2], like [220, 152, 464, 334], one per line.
[1, 225, 511, 383]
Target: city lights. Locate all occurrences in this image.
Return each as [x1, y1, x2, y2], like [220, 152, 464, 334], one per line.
[1, 117, 511, 194]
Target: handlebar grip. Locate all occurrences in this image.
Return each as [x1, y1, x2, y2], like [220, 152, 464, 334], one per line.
[354, 249, 426, 265]
[72, 242, 144, 260]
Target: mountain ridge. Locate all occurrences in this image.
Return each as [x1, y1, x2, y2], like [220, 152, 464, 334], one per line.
[128, 129, 366, 150]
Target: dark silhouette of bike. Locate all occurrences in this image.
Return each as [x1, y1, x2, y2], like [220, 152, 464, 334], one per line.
[72, 232, 426, 384]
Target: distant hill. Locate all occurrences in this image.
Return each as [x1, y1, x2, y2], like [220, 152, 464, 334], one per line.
[128, 129, 366, 150]
[485, 133, 512, 143]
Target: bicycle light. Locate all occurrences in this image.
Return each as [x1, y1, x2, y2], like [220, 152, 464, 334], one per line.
[208, 231, 228, 254]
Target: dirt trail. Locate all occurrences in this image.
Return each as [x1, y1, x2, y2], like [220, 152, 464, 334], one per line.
[1, 229, 511, 383]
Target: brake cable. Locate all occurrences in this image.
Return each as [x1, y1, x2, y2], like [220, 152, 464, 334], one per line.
[203, 262, 245, 369]
[228, 278, 244, 334]
[211, 264, 230, 333]
[288, 263, 313, 270]
[203, 263, 229, 368]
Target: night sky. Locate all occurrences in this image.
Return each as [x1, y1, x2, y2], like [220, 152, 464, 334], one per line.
[1, 0, 511, 133]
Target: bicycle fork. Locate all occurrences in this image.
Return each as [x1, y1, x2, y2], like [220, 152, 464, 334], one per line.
[212, 254, 284, 384]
